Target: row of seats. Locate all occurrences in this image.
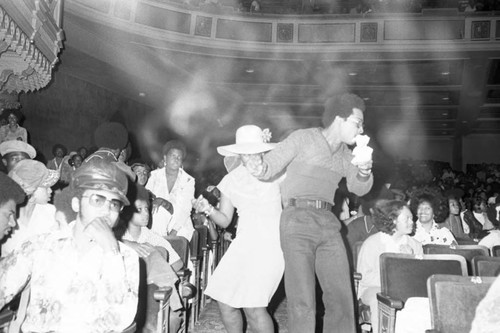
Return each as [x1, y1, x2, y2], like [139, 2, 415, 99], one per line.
[354, 243, 500, 333]
[375, 252, 495, 333]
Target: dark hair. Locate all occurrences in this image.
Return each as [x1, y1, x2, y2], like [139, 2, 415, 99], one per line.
[53, 187, 78, 223]
[77, 146, 88, 158]
[372, 199, 408, 235]
[52, 143, 68, 156]
[0, 172, 25, 206]
[69, 154, 83, 167]
[409, 187, 449, 223]
[322, 93, 366, 128]
[472, 195, 486, 213]
[4, 109, 24, 123]
[162, 140, 187, 160]
[202, 185, 221, 207]
[114, 183, 151, 240]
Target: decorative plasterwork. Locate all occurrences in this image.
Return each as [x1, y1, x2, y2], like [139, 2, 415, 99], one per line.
[0, 1, 64, 93]
[66, 0, 500, 55]
[195, 16, 212, 37]
[471, 21, 490, 40]
[277, 23, 293, 43]
[360, 22, 377, 42]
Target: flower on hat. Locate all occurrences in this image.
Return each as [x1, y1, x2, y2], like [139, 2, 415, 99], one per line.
[262, 128, 272, 143]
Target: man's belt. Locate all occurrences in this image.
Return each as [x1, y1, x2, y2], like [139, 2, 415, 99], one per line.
[287, 198, 333, 211]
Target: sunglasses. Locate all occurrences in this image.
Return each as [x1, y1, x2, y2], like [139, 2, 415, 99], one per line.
[82, 194, 124, 212]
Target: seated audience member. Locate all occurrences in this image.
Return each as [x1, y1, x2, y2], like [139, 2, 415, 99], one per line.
[114, 183, 183, 271]
[0, 140, 36, 173]
[2, 160, 60, 256]
[114, 182, 184, 333]
[131, 161, 151, 186]
[77, 146, 88, 160]
[60, 152, 84, 184]
[443, 196, 469, 240]
[85, 122, 135, 180]
[410, 188, 457, 245]
[486, 196, 500, 228]
[462, 196, 495, 240]
[70, 153, 83, 169]
[0, 109, 27, 143]
[85, 122, 129, 164]
[345, 198, 378, 256]
[46, 143, 67, 171]
[0, 172, 25, 243]
[53, 187, 77, 226]
[357, 200, 424, 333]
[146, 140, 195, 241]
[0, 158, 139, 333]
[470, 273, 500, 333]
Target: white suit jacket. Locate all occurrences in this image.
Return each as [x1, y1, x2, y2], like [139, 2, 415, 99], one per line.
[146, 167, 195, 241]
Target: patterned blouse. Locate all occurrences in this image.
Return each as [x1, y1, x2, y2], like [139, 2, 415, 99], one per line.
[0, 223, 139, 333]
[412, 220, 456, 245]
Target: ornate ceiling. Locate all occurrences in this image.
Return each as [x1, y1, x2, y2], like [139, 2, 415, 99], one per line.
[0, 0, 64, 108]
[58, 0, 500, 149]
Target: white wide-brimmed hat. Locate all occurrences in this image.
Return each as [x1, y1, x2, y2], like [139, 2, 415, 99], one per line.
[217, 125, 276, 157]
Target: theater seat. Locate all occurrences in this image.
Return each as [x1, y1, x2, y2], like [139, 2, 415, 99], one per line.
[165, 235, 195, 332]
[492, 245, 500, 257]
[377, 253, 467, 333]
[423, 244, 490, 275]
[426, 274, 495, 333]
[471, 255, 500, 277]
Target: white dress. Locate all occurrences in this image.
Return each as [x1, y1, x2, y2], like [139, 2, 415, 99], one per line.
[205, 165, 284, 308]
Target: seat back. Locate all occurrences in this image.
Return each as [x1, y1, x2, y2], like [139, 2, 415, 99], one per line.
[380, 253, 467, 302]
[492, 245, 500, 257]
[195, 225, 209, 251]
[427, 274, 495, 333]
[189, 228, 200, 262]
[423, 244, 490, 274]
[165, 236, 190, 268]
[455, 237, 479, 245]
[472, 255, 500, 277]
[353, 240, 364, 270]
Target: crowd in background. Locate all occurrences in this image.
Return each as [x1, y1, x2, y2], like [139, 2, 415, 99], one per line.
[168, 0, 500, 16]
[1, 103, 500, 333]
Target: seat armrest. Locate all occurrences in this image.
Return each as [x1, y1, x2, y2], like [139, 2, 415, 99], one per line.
[377, 293, 404, 309]
[0, 308, 15, 327]
[177, 268, 191, 279]
[154, 286, 173, 302]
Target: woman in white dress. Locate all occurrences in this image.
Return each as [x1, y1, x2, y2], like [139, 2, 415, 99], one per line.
[192, 125, 284, 333]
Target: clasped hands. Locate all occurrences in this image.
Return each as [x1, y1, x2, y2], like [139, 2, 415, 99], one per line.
[192, 195, 213, 216]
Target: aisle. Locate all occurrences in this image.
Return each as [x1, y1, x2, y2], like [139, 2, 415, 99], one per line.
[192, 282, 288, 333]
